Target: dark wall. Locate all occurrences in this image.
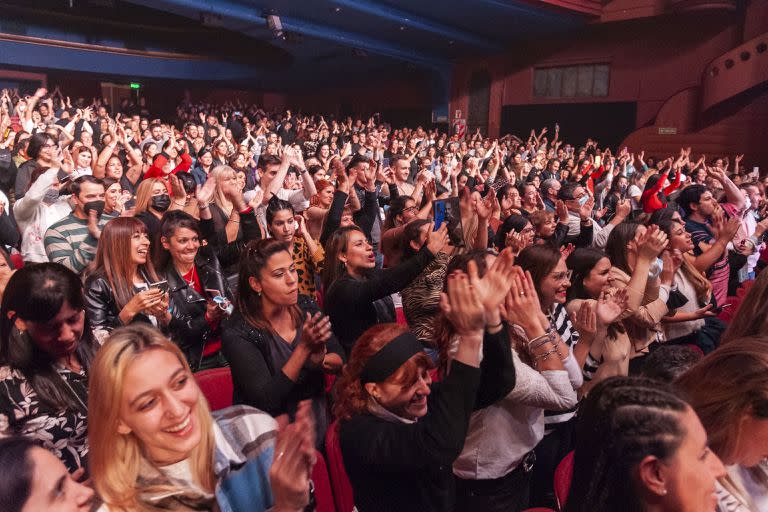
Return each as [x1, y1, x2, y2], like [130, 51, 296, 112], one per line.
[500, 102, 637, 149]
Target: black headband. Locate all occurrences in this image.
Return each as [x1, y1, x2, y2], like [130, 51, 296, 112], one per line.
[360, 332, 423, 384]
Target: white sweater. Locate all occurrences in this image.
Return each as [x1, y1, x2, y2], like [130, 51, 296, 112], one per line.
[453, 348, 578, 480]
[13, 167, 72, 263]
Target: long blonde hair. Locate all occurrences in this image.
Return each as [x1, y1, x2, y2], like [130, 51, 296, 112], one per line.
[134, 178, 165, 215]
[88, 324, 216, 511]
[211, 165, 235, 216]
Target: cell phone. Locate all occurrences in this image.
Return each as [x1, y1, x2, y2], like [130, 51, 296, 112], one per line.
[206, 288, 233, 314]
[58, 174, 72, 184]
[432, 197, 465, 247]
[148, 280, 169, 293]
[382, 157, 390, 168]
[712, 303, 732, 313]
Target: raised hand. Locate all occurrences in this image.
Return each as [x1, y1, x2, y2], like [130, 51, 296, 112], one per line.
[501, 268, 546, 334]
[595, 289, 628, 326]
[440, 271, 485, 335]
[195, 176, 217, 206]
[579, 197, 595, 221]
[426, 223, 450, 255]
[300, 312, 332, 352]
[270, 400, 315, 512]
[635, 225, 668, 260]
[571, 301, 597, 337]
[467, 248, 516, 318]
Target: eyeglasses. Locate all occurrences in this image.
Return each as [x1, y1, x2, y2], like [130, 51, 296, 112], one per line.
[550, 270, 573, 282]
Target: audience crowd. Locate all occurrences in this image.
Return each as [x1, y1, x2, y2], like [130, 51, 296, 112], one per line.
[0, 86, 767, 512]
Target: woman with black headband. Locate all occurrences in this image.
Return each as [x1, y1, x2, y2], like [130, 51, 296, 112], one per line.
[333, 253, 517, 512]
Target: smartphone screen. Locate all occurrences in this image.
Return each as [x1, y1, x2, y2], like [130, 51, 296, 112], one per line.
[148, 280, 169, 293]
[382, 157, 390, 168]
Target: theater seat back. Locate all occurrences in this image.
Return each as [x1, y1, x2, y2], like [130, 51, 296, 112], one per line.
[194, 367, 233, 411]
[312, 450, 336, 512]
[325, 421, 355, 512]
[554, 450, 574, 510]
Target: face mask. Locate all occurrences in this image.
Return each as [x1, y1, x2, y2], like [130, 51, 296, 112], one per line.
[151, 194, 171, 212]
[83, 200, 105, 218]
[42, 188, 59, 204]
[744, 196, 752, 211]
[578, 194, 589, 207]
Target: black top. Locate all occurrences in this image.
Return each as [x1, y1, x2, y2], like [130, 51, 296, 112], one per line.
[340, 361, 479, 512]
[324, 246, 435, 354]
[339, 327, 516, 512]
[135, 210, 161, 244]
[221, 295, 344, 441]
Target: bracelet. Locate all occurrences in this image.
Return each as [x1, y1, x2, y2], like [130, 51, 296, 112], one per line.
[173, 200, 185, 207]
[528, 329, 556, 351]
[228, 218, 240, 224]
[198, 203, 210, 210]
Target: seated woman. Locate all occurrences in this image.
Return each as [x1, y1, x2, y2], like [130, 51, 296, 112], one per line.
[156, 209, 233, 371]
[567, 376, 725, 512]
[304, 178, 334, 241]
[0, 263, 98, 472]
[530, 205, 569, 248]
[677, 338, 768, 511]
[335, 269, 514, 512]
[266, 197, 324, 297]
[515, 244, 587, 507]
[322, 224, 449, 355]
[0, 437, 95, 511]
[88, 324, 315, 512]
[222, 239, 343, 443]
[654, 218, 720, 351]
[445, 251, 578, 512]
[84, 217, 169, 341]
[13, 163, 73, 264]
[493, 214, 534, 255]
[604, 223, 672, 368]
[566, 247, 632, 394]
[102, 177, 127, 218]
[133, 177, 171, 242]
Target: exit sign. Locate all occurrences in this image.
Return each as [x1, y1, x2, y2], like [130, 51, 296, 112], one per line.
[658, 127, 677, 135]
[130, 83, 141, 89]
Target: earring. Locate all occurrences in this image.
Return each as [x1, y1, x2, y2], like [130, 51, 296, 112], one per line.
[660, 488, 667, 496]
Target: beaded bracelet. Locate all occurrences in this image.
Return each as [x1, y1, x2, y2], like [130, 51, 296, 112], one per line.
[528, 329, 557, 352]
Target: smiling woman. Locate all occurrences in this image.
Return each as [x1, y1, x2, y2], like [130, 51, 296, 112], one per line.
[84, 217, 169, 341]
[88, 324, 312, 512]
[0, 263, 98, 473]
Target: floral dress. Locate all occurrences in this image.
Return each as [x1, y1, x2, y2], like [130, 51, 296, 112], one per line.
[0, 364, 89, 473]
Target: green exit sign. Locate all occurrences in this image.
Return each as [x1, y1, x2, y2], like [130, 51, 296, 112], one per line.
[130, 83, 141, 89]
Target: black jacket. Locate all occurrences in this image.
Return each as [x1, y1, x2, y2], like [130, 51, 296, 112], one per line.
[324, 246, 435, 355]
[84, 272, 156, 333]
[221, 295, 344, 417]
[339, 328, 516, 512]
[163, 245, 233, 371]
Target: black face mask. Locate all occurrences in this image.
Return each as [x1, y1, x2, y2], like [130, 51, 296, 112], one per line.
[151, 194, 171, 212]
[83, 200, 105, 218]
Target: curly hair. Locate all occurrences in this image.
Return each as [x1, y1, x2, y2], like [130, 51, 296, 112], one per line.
[333, 323, 434, 423]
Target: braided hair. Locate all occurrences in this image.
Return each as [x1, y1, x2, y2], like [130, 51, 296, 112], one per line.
[566, 376, 688, 512]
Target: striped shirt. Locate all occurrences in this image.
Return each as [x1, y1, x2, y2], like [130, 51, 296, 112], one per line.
[544, 303, 582, 432]
[43, 213, 112, 273]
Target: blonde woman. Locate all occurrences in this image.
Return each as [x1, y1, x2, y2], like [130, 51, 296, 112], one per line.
[677, 338, 768, 511]
[89, 323, 316, 512]
[209, 165, 243, 243]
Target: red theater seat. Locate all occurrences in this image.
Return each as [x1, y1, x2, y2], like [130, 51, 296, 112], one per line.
[312, 450, 336, 512]
[554, 450, 574, 510]
[325, 421, 355, 512]
[194, 367, 233, 412]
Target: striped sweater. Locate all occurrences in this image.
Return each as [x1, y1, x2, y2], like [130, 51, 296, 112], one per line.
[543, 303, 583, 432]
[43, 213, 113, 273]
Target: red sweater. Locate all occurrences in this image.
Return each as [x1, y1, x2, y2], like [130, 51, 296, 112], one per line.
[641, 170, 681, 213]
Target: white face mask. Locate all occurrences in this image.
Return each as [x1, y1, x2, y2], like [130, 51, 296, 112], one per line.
[744, 196, 752, 211]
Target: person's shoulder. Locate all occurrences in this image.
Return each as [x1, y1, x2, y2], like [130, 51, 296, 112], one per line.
[45, 212, 78, 232]
[212, 405, 278, 455]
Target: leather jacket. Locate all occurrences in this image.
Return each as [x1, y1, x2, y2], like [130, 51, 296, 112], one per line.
[84, 271, 156, 336]
[164, 245, 233, 371]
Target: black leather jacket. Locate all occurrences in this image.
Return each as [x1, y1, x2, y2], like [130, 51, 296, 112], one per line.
[164, 245, 233, 371]
[84, 271, 156, 335]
